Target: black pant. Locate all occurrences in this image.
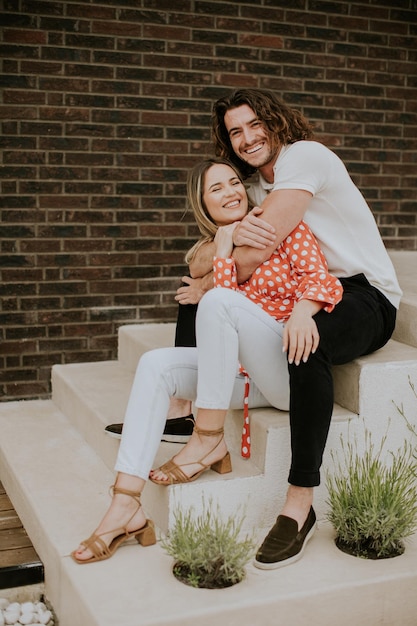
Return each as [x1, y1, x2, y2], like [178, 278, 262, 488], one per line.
[174, 302, 197, 347]
[288, 274, 396, 486]
[174, 274, 397, 487]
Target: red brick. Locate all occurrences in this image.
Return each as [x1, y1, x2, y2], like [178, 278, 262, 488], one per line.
[0, 0, 415, 400]
[3, 28, 47, 44]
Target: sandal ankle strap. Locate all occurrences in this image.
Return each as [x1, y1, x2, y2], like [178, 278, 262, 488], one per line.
[194, 426, 224, 437]
[110, 485, 142, 500]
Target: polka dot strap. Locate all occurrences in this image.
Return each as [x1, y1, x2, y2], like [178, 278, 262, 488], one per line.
[240, 367, 251, 459]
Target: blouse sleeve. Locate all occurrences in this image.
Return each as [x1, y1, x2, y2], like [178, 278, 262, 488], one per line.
[284, 222, 343, 313]
[213, 257, 238, 289]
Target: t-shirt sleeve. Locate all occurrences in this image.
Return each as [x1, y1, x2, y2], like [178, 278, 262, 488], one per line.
[272, 142, 332, 196]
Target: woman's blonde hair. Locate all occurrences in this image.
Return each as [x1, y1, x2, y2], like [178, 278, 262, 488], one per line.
[185, 157, 251, 264]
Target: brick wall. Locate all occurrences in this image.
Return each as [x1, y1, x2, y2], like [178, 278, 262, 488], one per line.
[1, 0, 417, 400]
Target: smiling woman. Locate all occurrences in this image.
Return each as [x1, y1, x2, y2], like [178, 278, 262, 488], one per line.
[184, 158, 253, 266]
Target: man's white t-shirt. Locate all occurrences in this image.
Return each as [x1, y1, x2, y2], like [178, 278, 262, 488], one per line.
[247, 141, 402, 309]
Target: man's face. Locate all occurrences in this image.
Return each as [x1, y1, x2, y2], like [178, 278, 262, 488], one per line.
[224, 104, 278, 171]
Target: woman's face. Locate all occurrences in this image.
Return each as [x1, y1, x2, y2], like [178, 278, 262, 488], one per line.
[202, 163, 248, 226]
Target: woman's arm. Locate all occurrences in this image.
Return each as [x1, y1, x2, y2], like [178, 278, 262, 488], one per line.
[283, 299, 323, 366]
[177, 223, 238, 304]
[188, 241, 216, 279]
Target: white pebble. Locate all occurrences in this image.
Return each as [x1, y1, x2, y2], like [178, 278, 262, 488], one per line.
[4, 611, 20, 625]
[0, 599, 54, 626]
[38, 611, 52, 625]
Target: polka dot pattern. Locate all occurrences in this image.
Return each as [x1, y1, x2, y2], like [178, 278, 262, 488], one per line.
[213, 221, 342, 322]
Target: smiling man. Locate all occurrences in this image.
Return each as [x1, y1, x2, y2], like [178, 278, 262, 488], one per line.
[204, 88, 402, 569]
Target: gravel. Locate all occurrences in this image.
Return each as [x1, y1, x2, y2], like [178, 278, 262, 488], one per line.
[0, 598, 54, 626]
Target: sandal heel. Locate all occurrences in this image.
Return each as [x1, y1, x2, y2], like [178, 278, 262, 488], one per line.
[136, 521, 157, 547]
[211, 451, 232, 474]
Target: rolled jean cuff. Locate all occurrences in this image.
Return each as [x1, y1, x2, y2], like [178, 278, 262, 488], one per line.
[288, 468, 320, 488]
[114, 461, 148, 482]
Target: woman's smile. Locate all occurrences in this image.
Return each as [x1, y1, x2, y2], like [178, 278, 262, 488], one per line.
[202, 163, 248, 226]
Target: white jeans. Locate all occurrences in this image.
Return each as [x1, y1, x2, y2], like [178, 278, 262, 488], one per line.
[116, 288, 290, 480]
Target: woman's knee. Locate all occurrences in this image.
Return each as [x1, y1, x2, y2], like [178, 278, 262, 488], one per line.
[199, 287, 243, 314]
[136, 347, 175, 378]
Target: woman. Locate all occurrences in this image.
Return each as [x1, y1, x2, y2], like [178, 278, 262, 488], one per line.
[72, 158, 342, 564]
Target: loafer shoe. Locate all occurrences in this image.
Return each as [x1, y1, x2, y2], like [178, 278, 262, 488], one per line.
[104, 414, 195, 444]
[104, 422, 124, 439]
[161, 414, 195, 443]
[254, 506, 316, 569]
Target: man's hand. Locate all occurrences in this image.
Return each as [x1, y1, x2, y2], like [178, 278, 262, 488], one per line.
[233, 206, 276, 249]
[175, 275, 212, 305]
[283, 300, 323, 366]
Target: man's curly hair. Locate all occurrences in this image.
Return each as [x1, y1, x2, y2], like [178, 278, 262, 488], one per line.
[212, 89, 314, 179]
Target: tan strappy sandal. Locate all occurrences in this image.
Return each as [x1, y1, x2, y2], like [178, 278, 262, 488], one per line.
[71, 486, 156, 564]
[150, 426, 232, 485]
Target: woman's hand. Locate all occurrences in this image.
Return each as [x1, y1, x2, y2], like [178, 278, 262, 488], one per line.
[175, 276, 210, 305]
[232, 206, 276, 249]
[283, 300, 322, 366]
[214, 222, 239, 258]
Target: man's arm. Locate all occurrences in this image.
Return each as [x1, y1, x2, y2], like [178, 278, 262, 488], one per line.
[233, 188, 313, 283]
[175, 273, 214, 305]
[189, 206, 278, 278]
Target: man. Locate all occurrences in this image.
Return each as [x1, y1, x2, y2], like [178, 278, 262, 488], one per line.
[188, 88, 401, 568]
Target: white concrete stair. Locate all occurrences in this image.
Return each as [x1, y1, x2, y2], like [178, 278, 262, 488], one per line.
[1, 251, 417, 625]
[49, 355, 356, 534]
[1, 399, 417, 626]
[49, 327, 417, 536]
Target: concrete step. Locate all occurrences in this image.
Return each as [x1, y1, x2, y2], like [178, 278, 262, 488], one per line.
[117, 319, 417, 418]
[51, 255, 417, 533]
[389, 250, 417, 349]
[51, 357, 359, 533]
[1, 400, 417, 626]
[50, 333, 417, 536]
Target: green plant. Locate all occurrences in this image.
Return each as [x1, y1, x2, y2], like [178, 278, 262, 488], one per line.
[326, 429, 417, 559]
[394, 376, 417, 451]
[161, 498, 256, 588]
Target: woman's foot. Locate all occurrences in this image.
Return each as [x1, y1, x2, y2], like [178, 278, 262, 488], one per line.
[150, 427, 228, 483]
[72, 487, 148, 562]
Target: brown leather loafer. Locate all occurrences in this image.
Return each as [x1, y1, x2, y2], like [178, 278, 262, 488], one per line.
[254, 506, 316, 569]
